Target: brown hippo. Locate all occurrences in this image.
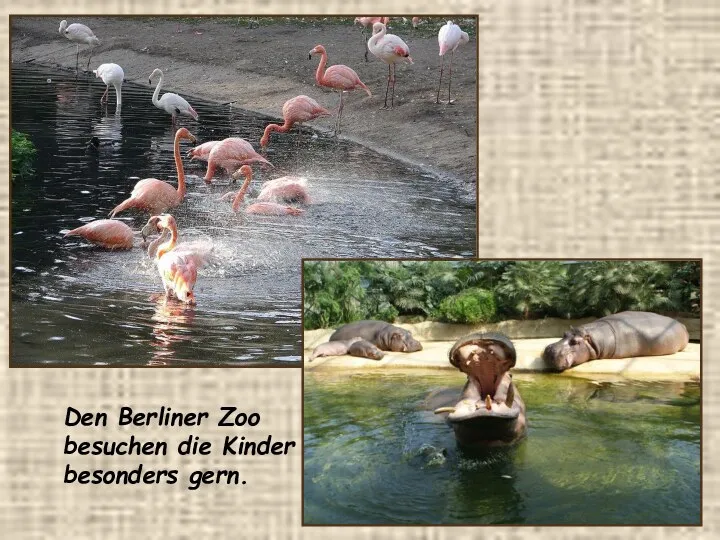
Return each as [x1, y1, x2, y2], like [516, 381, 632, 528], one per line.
[308, 337, 385, 362]
[542, 311, 690, 372]
[435, 332, 527, 447]
[328, 320, 423, 355]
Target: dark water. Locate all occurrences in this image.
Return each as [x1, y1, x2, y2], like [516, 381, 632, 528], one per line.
[304, 372, 701, 525]
[10, 65, 476, 366]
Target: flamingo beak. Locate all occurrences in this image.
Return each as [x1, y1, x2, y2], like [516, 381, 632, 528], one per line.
[308, 53, 312, 60]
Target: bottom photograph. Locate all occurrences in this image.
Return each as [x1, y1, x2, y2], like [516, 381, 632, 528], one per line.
[301, 259, 701, 526]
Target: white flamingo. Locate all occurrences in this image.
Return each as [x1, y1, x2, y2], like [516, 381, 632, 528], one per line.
[436, 21, 469, 104]
[148, 68, 199, 126]
[367, 22, 413, 109]
[58, 20, 100, 73]
[93, 63, 124, 109]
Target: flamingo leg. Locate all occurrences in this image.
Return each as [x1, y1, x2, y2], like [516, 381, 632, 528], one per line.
[75, 44, 80, 74]
[391, 64, 396, 108]
[101, 85, 109, 104]
[335, 91, 345, 136]
[436, 54, 446, 104]
[362, 28, 369, 62]
[86, 47, 93, 72]
[382, 63, 391, 109]
[447, 50, 455, 104]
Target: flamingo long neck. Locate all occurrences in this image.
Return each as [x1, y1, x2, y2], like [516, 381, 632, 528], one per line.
[147, 229, 170, 258]
[315, 51, 328, 85]
[151, 71, 164, 107]
[369, 25, 386, 48]
[59, 21, 68, 34]
[232, 170, 253, 212]
[174, 133, 187, 201]
[156, 225, 177, 260]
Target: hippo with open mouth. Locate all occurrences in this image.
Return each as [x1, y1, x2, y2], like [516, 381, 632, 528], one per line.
[542, 311, 690, 372]
[436, 332, 527, 447]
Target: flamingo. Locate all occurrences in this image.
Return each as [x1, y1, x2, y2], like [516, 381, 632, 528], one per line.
[109, 127, 197, 217]
[141, 214, 203, 304]
[58, 20, 100, 73]
[368, 22, 413, 109]
[221, 166, 304, 216]
[203, 137, 272, 183]
[437, 21, 470, 104]
[93, 63, 123, 108]
[149, 68, 199, 126]
[142, 217, 214, 263]
[64, 219, 133, 250]
[260, 95, 331, 149]
[232, 170, 310, 204]
[412, 17, 421, 28]
[354, 17, 390, 61]
[186, 140, 220, 162]
[309, 45, 372, 136]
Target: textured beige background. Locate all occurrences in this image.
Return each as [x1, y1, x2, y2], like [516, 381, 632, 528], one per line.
[1, 0, 716, 537]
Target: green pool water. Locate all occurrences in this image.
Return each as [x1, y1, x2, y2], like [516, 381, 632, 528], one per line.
[303, 371, 701, 525]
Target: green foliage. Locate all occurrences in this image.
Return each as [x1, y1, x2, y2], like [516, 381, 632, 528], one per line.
[11, 130, 36, 180]
[495, 261, 567, 319]
[434, 288, 496, 324]
[303, 260, 701, 329]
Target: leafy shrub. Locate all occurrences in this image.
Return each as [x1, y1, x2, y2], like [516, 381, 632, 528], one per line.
[495, 261, 567, 319]
[434, 288, 496, 324]
[667, 261, 701, 315]
[11, 130, 36, 179]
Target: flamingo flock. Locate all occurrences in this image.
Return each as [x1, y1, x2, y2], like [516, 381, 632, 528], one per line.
[58, 16, 473, 305]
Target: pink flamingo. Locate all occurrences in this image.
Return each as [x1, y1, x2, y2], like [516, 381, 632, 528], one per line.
[110, 128, 196, 217]
[186, 140, 219, 162]
[203, 137, 272, 184]
[64, 219, 134, 250]
[234, 172, 310, 204]
[260, 95, 331, 149]
[368, 22, 413, 109]
[354, 17, 390, 61]
[221, 165, 304, 216]
[309, 44, 372, 136]
[141, 214, 207, 304]
[437, 20, 470, 104]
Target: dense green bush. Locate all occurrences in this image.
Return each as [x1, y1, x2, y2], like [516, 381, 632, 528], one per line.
[11, 130, 37, 179]
[302, 260, 701, 329]
[434, 288, 496, 324]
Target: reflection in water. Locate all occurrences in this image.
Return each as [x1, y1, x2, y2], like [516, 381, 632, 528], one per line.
[149, 295, 196, 365]
[303, 373, 700, 525]
[12, 65, 476, 366]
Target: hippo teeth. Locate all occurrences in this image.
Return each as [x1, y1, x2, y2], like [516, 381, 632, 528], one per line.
[433, 406, 456, 414]
[485, 395, 492, 410]
[505, 384, 514, 408]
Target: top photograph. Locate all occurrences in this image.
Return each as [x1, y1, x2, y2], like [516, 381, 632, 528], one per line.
[9, 16, 478, 367]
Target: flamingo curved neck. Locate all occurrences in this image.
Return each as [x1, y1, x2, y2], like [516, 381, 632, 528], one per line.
[369, 26, 386, 48]
[314, 51, 328, 85]
[156, 225, 177, 259]
[151, 72, 164, 107]
[174, 133, 187, 201]
[232, 170, 253, 211]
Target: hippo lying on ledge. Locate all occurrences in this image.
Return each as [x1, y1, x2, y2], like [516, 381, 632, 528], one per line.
[542, 311, 689, 372]
[435, 332, 527, 447]
[308, 320, 423, 361]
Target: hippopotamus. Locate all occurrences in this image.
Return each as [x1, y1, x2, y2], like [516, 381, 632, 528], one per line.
[435, 332, 527, 447]
[542, 311, 690, 372]
[309, 337, 385, 362]
[329, 320, 423, 355]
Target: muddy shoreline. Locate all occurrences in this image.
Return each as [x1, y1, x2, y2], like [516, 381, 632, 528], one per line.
[11, 16, 478, 192]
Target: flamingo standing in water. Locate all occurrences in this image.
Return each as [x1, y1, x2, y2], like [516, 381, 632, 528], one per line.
[93, 63, 123, 108]
[437, 21, 470, 104]
[141, 214, 204, 304]
[354, 17, 390, 61]
[231, 169, 310, 204]
[186, 140, 220, 162]
[221, 166, 304, 216]
[58, 20, 100, 73]
[149, 68, 199, 126]
[64, 219, 134, 250]
[368, 22, 413, 109]
[309, 45, 372, 136]
[109, 127, 197, 217]
[203, 137, 272, 183]
[260, 95, 331, 150]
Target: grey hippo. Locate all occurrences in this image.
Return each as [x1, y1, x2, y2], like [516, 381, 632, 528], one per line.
[542, 311, 689, 372]
[308, 320, 423, 360]
[434, 332, 527, 447]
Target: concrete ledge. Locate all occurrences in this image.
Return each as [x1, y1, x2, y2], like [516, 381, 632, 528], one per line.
[304, 317, 700, 347]
[304, 337, 700, 382]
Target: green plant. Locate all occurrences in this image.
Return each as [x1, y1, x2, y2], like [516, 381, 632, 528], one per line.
[667, 261, 701, 315]
[495, 261, 567, 319]
[434, 288, 496, 324]
[11, 129, 36, 179]
[303, 262, 365, 329]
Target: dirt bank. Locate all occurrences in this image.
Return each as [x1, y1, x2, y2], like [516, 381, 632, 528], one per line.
[11, 16, 478, 188]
